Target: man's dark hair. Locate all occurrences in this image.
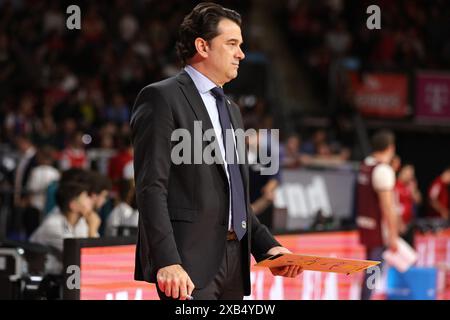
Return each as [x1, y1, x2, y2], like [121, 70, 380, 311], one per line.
[176, 2, 241, 65]
[89, 171, 112, 194]
[56, 182, 89, 214]
[60, 169, 111, 194]
[371, 129, 395, 152]
[61, 168, 91, 186]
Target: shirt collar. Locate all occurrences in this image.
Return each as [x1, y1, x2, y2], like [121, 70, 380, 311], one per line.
[184, 65, 218, 94]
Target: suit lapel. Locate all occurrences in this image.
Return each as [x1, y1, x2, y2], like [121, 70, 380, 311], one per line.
[176, 71, 227, 178]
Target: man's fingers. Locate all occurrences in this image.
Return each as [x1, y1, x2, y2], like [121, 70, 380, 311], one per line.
[294, 266, 303, 277]
[272, 266, 289, 276]
[179, 280, 188, 300]
[280, 266, 290, 276]
[157, 276, 166, 292]
[284, 265, 301, 278]
[187, 278, 195, 296]
[165, 279, 172, 298]
[286, 266, 296, 278]
[291, 266, 301, 277]
[157, 266, 195, 299]
[171, 279, 180, 299]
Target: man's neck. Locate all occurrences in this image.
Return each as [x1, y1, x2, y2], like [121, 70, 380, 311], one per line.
[187, 62, 224, 87]
[371, 152, 391, 164]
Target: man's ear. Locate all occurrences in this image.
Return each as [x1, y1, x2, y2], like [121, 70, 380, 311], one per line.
[194, 37, 209, 58]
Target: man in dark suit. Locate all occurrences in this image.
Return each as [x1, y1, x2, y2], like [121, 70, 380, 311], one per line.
[131, 2, 302, 300]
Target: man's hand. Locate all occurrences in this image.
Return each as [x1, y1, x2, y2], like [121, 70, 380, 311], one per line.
[266, 246, 303, 278]
[157, 264, 195, 300]
[85, 211, 101, 237]
[388, 236, 399, 252]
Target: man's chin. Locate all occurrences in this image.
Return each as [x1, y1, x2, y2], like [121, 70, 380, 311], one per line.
[226, 71, 238, 82]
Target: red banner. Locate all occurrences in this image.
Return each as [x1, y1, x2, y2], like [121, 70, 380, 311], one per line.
[79, 232, 367, 300]
[416, 72, 450, 121]
[80, 245, 157, 300]
[415, 229, 450, 300]
[77, 230, 450, 300]
[352, 73, 409, 118]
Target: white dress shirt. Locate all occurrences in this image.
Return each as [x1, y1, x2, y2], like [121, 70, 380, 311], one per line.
[184, 65, 239, 230]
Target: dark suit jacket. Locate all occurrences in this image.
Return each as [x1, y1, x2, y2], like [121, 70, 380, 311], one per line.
[131, 70, 280, 295]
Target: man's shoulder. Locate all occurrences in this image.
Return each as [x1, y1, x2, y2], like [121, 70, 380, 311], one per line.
[29, 211, 64, 243]
[140, 72, 183, 94]
[41, 211, 65, 228]
[372, 163, 395, 178]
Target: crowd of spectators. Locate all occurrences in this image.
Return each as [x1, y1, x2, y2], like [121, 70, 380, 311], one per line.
[0, 0, 254, 234]
[0, 0, 253, 151]
[280, 0, 450, 104]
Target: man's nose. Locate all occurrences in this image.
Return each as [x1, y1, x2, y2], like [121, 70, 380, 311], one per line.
[237, 46, 245, 60]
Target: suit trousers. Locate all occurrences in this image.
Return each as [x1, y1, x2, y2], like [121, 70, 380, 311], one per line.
[157, 236, 244, 300]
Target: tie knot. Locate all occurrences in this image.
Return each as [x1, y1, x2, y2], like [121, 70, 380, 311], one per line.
[211, 87, 225, 100]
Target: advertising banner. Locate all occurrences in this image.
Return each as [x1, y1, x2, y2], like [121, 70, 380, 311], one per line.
[416, 72, 450, 121]
[273, 168, 356, 231]
[352, 73, 409, 118]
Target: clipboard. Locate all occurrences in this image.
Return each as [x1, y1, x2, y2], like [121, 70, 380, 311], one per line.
[255, 253, 380, 274]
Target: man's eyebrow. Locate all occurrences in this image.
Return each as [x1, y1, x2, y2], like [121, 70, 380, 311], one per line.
[226, 38, 243, 44]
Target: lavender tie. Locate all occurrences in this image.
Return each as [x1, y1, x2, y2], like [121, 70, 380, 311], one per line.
[210, 87, 247, 240]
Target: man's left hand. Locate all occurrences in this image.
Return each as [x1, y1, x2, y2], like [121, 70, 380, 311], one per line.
[266, 246, 303, 278]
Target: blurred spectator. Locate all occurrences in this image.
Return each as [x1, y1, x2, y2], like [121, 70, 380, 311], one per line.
[34, 115, 58, 147]
[280, 133, 303, 168]
[59, 131, 88, 170]
[87, 171, 112, 212]
[301, 129, 350, 166]
[247, 130, 280, 230]
[108, 133, 133, 190]
[104, 179, 138, 237]
[394, 163, 422, 239]
[4, 94, 36, 142]
[13, 134, 37, 207]
[29, 182, 99, 274]
[119, 12, 139, 43]
[301, 129, 327, 155]
[426, 166, 450, 220]
[44, 168, 89, 216]
[105, 93, 130, 126]
[390, 154, 402, 175]
[44, 169, 111, 217]
[27, 146, 60, 212]
[55, 118, 78, 150]
[325, 20, 351, 57]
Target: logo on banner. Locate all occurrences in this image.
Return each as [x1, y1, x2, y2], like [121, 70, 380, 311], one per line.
[274, 176, 332, 219]
[426, 84, 449, 113]
[416, 72, 450, 120]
